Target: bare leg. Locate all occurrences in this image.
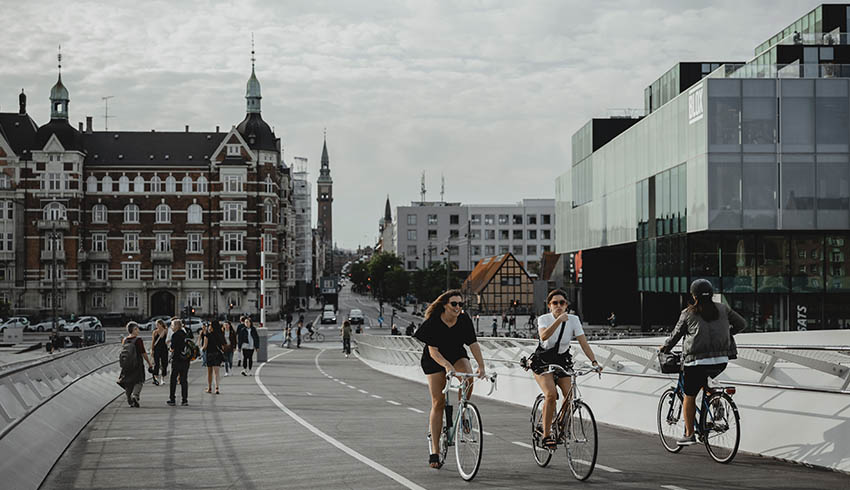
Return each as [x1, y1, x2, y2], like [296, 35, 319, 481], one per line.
[207, 367, 212, 391]
[214, 366, 220, 390]
[683, 394, 696, 437]
[453, 358, 474, 401]
[426, 372, 447, 458]
[533, 373, 558, 438]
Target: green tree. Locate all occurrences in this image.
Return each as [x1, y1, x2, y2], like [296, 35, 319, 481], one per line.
[350, 261, 370, 292]
[368, 252, 403, 299]
[383, 268, 409, 301]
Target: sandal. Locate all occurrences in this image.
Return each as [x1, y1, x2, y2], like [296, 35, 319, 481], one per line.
[205, 388, 212, 393]
[428, 453, 443, 469]
[542, 435, 558, 449]
[215, 388, 220, 395]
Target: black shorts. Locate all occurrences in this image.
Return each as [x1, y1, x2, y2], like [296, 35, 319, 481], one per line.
[683, 363, 727, 397]
[421, 353, 469, 375]
[530, 352, 572, 379]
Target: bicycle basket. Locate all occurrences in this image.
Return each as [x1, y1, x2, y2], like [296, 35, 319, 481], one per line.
[658, 351, 681, 374]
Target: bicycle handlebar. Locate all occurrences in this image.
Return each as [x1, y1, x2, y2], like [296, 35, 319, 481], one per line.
[443, 371, 498, 396]
[538, 362, 601, 379]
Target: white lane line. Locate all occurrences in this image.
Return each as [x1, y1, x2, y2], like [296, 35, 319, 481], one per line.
[358, 389, 369, 394]
[661, 486, 690, 490]
[306, 392, 313, 396]
[483, 431, 493, 436]
[371, 394, 383, 399]
[348, 385, 357, 389]
[407, 407, 424, 414]
[387, 400, 402, 406]
[574, 460, 621, 473]
[257, 351, 427, 490]
[512, 441, 533, 449]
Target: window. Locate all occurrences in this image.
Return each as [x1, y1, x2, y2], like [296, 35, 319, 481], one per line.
[224, 262, 244, 280]
[264, 263, 274, 280]
[450, 215, 459, 225]
[225, 175, 243, 193]
[542, 214, 551, 225]
[407, 214, 417, 225]
[91, 233, 106, 252]
[125, 291, 139, 309]
[118, 176, 130, 193]
[513, 230, 523, 240]
[187, 233, 202, 253]
[471, 245, 481, 255]
[224, 232, 244, 252]
[123, 233, 139, 253]
[187, 204, 203, 224]
[542, 229, 551, 240]
[528, 230, 537, 240]
[470, 229, 480, 239]
[407, 230, 417, 240]
[484, 245, 495, 255]
[197, 176, 208, 193]
[449, 229, 459, 239]
[484, 215, 495, 225]
[499, 245, 509, 254]
[527, 214, 537, 225]
[41, 292, 63, 309]
[188, 291, 202, 308]
[44, 234, 63, 251]
[223, 202, 244, 222]
[0, 268, 9, 282]
[0, 232, 12, 252]
[527, 245, 537, 256]
[91, 292, 106, 309]
[165, 176, 177, 193]
[226, 144, 241, 156]
[513, 245, 523, 255]
[150, 176, 162, 193]
[155, 233, 170, 252]
[542, 245, 551, 252]
[407, 245, 417, 256]
[265, 176, 274, 193]
[87, 176, 97, 192]
[470, 214, 481, 225]
[498, 214, 508, 225]
[124, 204, 139, 223]
[43, 202, 66, 221]
[43, 172, 65, 191]
[0, 201, 13, 221]
[512, 214, 523, 225]
[428, 229, 438, 239]
[44, 265, 64, 281]
[91, 263, 107, 281]
[485, 230, 495, 240]
[122, 262, 140, 280]
[428, 214, 438, 225]
[0, 174, 11, 189]
[155, 204, 171, 223]
[264, 201, 274, 223]
[133, 176, 145, 193]
[262, 234, 274, 252]
[154, 264, 171, 281]
[499, 230, 509, 240]
[182, 176, 192, 193]
[227, 293, 241, 308]
[102, 175, 113, 193]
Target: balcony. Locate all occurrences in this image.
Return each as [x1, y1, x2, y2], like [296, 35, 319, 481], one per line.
[0, 251, 14, 261]
[87, 250, 111, 262]
[85, 280, 112, 291]
[37, 219, 70, 231]
[39, 279, 65, 289]
[147, 280, 177, 289]
[151, 250, 174, 262]
[41, 250, 66, 262]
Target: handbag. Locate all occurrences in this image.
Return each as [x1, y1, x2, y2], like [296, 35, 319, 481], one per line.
[529, 318, 569, 369]
[657, 351, 681, 374]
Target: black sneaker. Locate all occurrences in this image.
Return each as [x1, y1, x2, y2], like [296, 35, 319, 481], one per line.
[166, 399, 176, 406]
[677, 434, 697, 446]
[132, 398, 140, 408]
[181, 400, 189, 406]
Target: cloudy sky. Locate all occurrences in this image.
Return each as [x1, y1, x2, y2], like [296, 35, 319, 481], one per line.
[0, 0, 823, 249]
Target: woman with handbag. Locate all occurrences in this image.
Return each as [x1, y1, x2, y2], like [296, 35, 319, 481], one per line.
[203, 321, 225, 394]
[532, 289, 600, 449]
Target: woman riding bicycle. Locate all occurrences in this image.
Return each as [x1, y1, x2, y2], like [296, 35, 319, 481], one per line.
[413, 289, 486, 469]
[659, 279, 746, 446]
[532, 289, 600, 450]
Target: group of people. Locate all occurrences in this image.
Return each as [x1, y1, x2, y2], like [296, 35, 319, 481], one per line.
[118, 315, 262, 408]
[414, 279, 743, 468]
[282, 313, 307, 348]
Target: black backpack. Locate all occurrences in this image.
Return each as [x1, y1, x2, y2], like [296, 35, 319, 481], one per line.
[119, 338, 140, 371]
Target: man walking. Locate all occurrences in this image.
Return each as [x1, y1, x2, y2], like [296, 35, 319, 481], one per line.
[167, 319, 190, 406]
[119, 322, 152, 408]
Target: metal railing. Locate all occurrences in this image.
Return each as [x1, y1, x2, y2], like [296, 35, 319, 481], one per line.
[0, 343, 121, 439]
[354, 334, 850, 394]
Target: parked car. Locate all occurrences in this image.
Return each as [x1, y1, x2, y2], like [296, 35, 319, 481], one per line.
[347, 309, 364, 325]
[30, 317, 68, 332]
[320, 310, 337, 324]
[0, 316, 30, 332]
[183, 316, 204, 334]
[141, 315, 171, 331]
[64, 316, 102, 332]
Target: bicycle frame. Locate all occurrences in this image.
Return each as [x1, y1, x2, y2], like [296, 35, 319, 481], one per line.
[670, 372, 736, 439]
[441, 372, 497, 445]
[536, 364, 598, 443]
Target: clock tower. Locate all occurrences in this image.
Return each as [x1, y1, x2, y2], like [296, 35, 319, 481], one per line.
[316, 133, 333, 274]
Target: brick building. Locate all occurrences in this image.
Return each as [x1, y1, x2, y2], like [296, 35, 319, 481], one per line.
[0, 61, 296, 321]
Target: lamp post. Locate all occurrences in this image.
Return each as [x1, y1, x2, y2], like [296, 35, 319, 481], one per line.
[49, 224, 60, 336]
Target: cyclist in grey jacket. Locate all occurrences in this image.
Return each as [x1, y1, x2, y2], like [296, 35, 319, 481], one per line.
[660, 279, 746, 446]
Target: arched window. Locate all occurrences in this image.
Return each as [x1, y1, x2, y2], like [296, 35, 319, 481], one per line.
[118, 176, 130, 193]
[150, 176, 162, 193]
[264, 199, 274, 223]
[43, 202, 67, 221]
[187, 204, 203, 224]
[165, 176, 176, 193]
[182, 176, 192, 193]
[264, 176, 274, 194]
[102, 175, 113, 193]
[92, 204, 107, 223]
[197, 176, 208, 193]
[124, 204, 139, 223]
[155, 203, 171, 223]
[86, 176, 98, 193]
[134, 176, 145, 193]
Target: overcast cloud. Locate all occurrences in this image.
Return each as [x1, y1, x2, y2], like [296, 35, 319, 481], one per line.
[0, 0, 823, 248]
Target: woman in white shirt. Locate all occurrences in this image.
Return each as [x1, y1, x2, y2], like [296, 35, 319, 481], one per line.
[533, 289, 601, 449]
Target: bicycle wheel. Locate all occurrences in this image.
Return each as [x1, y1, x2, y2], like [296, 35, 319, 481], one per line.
[316, 332, 325, 342]
[657, 388, 684, 453]
[566, 400, 597, 481]
[530, 394, 553, 467]
[455, 401, 483, 481]
[702, 392, 740, 464]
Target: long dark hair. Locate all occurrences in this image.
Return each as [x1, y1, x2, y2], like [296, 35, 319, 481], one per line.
[687, 296, 719, 321]
[425, 289, 464, 320]
[210, 320, 226, 345]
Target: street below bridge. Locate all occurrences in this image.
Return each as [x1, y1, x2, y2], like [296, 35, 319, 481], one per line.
[44, 321, 845, 489]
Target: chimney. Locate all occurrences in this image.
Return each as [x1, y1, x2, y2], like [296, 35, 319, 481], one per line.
[78, 122, 83, 132]
[185, 125, 189, 133]
[215, 126, 220, 133]
[85, 116, 93, 134]
[18, 89, 26, 115]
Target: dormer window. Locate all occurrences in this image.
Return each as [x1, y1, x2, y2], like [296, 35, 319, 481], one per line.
[227, 145, 240, 156]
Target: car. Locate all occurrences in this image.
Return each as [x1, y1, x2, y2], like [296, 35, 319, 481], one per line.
[323, 304, 335, 313]
[64, 316, 102, 332]
[182, 316, 204, 333]
[0, 317, 30, 332]
[320, 311, 337, 324]
[347, 309, 364, 325]
[140, 315, 171, 331]
[30, 317, 68, 332]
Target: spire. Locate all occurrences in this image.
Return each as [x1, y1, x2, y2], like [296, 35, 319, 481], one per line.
[50, 45, 69, 120]
[245, 34, 261, 114]
[318, 130, 332, 183]
[384, 195, 392, 222]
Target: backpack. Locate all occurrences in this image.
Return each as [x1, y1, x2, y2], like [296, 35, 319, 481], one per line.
[119, 338, 140, 371]
[182, 338, 200, 362]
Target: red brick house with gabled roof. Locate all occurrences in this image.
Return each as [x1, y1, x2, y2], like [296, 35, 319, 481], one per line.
[463, 253, 533, 314]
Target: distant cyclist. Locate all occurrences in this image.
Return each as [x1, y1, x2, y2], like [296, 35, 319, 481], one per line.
[659, 279, 746, 446]
[340, 320, 352, 357]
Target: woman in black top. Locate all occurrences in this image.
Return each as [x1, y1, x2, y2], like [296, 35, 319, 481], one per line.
[203, 321, 225, 394]
[414, 289, 486, 469]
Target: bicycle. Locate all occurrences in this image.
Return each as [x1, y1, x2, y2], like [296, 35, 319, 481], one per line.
[303, 329, 325, 342]
[522, 360, 600, 481]
[656, 352, 741, 463]
[428, 371, 497, 481]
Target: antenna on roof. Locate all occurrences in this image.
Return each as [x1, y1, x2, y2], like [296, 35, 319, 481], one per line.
[251, 32, 256, 71]
[101, 96, 115, 131]
[420, 171, 426, 202]
[440, 173, 445, 202]
[57, 45, 62, 76]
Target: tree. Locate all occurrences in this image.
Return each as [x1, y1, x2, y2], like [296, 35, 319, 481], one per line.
[368, 252, 403, 299]
[350, 261, 369, 292]
[383, 268, 409, 301]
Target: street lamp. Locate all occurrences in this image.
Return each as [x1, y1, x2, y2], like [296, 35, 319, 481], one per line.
[49, 224, 61, 337]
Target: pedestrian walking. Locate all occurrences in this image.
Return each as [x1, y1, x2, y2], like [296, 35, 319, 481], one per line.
[236, 317, 246, 367]
[222, 321, 237, 376]
[239, 318, 260, 376]
[167, 319, 190, 406]
[118, 322, 152, 408]
[405, 321, 416, 336]
[341, 320, 352, 358]
[296, 319, 303, 348]
[204, 321, 225, 394]
[282, 324, 292, 348]
[607, 311, 617, 328]
[198, 323, 209, 367]
[286, 311, 293, 330]
[150, 319, 169, 385]
[491, 318, 498, 337]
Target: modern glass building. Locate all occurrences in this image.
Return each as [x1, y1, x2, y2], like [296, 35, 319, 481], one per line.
[556, 4, 850, 332]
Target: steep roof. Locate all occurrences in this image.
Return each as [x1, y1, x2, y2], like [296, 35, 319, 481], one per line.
[236, 112, 277, 151]
[81, 131, 224, 165]
[37, 119, 83, 151]
[0, 112, 38, 158]
[384, 196, 392, 222]
[540, 251, 560, 281]
[463, 254, 511, 294]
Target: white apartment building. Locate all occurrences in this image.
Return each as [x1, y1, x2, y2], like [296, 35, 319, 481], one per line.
[292, 157, 312, 298]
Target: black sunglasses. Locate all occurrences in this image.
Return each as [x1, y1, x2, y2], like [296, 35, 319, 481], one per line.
[549, 300, 567, 306]
[449, 301, 465, 308]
